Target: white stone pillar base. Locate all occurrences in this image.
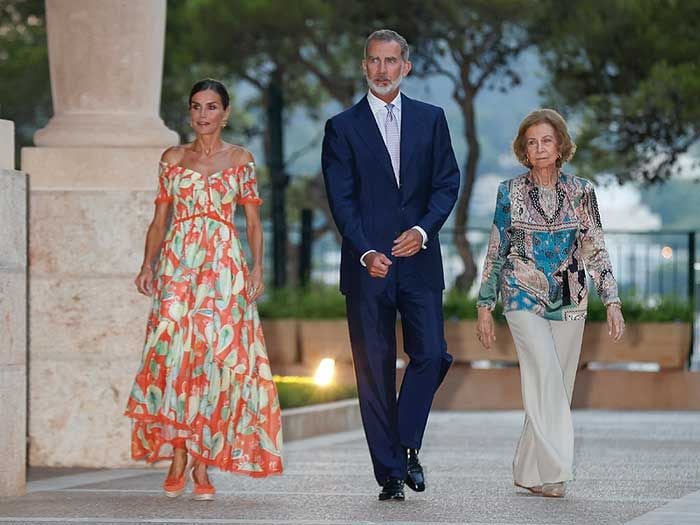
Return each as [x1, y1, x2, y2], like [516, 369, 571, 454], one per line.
[35, 0, 177, 148]
[34, 113, 178, 148]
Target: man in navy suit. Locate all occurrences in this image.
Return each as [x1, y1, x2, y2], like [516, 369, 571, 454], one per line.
[322, 29, 460, 501]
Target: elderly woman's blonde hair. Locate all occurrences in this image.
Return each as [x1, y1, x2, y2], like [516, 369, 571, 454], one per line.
[512, 108, 577, 169]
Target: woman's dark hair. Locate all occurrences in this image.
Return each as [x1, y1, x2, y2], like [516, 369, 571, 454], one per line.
[189, 78, 230, 109]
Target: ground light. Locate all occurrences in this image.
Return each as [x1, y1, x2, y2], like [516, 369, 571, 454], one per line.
[313, 358, 336, 386]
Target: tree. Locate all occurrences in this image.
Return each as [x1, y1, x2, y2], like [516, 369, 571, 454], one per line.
[402, 0, 536, 290]
[0, 0, 49, 167]
[534, 0, 700, 183]
[164, 0, 335, 288]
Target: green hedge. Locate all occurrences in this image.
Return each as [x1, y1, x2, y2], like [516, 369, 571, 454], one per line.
[258, 286, 346, 319]
[586, 296, 692, 322]
[259, 286, 692, 323]
[443, 291, 692, 323]
[274, 376, 357, 409]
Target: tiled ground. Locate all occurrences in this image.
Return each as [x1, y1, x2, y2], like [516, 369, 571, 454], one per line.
[1, 410, 699, 524]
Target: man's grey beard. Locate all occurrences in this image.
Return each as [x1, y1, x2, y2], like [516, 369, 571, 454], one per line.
[366, 73, 404, 96]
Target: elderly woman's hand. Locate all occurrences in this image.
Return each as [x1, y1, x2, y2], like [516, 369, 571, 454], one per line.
[607, 304, 625, 342]
[476, 306, 496, 350]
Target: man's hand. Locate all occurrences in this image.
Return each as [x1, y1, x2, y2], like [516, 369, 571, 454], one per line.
[391, 229, 423, 257]
[364, 252, 392, 278]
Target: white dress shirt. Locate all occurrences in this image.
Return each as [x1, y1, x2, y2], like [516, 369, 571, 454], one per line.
[360, 90, 428, 267]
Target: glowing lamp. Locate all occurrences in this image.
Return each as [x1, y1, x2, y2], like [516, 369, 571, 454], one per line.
[313, 358, 335, 386]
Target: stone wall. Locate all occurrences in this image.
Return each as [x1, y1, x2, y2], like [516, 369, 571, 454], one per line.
[0, 119, 28, 496]
[24, 148, 166, 467]
[23, 0, 178, 467]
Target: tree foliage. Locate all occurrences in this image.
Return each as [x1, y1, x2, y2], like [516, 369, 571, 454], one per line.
[534, 0, 700, 183]
[0, 0, 49, 166]
[399, 0, 537, 290]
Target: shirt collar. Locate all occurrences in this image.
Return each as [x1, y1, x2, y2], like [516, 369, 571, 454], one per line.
[367, 89, 402, 114]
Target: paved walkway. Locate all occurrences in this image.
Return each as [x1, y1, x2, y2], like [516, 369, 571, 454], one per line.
[1, 411, 699, 524]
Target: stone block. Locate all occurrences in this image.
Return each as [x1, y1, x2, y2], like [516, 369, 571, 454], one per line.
[0, 169, 27, 270]
[0, 120, 14, 169]
[0, 270, 27, 367]
[0, 366, 26, 496]
[29, 190, 152, 276]
[22, 147, 167, 190]
[30, 276, 150, 361]
[282, 399, 361, 442]
[29, 356, 136, 467]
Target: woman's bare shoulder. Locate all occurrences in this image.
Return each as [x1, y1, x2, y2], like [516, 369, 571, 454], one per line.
[160, 145, 188, 165]
[225, 143, 255, 166]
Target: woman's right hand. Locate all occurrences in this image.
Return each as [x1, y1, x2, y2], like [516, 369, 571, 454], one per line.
[476, 306, 496, 350]
[134, 266, 154, 296]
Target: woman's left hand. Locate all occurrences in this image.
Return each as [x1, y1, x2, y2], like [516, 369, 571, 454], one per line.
[607, 304, 625, 342]
[246, 266, 265, 302]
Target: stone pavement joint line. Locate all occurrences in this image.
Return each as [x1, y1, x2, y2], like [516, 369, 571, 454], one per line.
[1, 411, 699, 525]
[625, 485, 700, 524]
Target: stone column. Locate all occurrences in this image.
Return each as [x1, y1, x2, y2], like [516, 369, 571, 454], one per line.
[22, 1, 178, 467]
[0, 120, 27, 496]
[34, 0, 178, 147]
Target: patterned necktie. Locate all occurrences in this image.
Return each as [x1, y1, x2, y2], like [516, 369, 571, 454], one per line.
[385, 103, 400, 186]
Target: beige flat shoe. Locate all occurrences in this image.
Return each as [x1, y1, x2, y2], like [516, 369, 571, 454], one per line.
[515, 482, 543, 494]
[542, 482, 566, 498]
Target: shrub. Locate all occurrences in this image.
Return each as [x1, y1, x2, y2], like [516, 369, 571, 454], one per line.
[258, 285, 345, 319]
[586, 295, 692, 323]
[258, 285, 692, 323]
[274, 375, 357, 409]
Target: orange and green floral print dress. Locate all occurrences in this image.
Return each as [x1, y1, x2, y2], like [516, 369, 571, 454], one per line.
[124, 161, 283, 477]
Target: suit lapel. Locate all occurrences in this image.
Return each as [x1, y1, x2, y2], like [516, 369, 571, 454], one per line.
[399, 94, 419, 192]
[351, 96, 396, 185]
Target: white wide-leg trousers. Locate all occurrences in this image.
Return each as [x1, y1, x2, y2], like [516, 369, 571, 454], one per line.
[505, 310, 585, 487]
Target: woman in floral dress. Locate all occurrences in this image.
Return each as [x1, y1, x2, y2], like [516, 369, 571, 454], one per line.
[125, 79, 283, 500]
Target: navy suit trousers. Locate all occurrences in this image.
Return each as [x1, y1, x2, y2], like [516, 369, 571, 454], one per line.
[345, 271, 452, 484]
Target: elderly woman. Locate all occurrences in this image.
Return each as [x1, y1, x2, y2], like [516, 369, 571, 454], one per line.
[476, 108, 624, 498]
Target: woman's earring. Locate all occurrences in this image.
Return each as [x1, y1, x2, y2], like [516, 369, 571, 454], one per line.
[221, 120, 228, 128]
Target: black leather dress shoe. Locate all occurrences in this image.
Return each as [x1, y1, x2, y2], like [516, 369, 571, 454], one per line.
[405, 448, 426, 492]
[378, 478, 405, 501]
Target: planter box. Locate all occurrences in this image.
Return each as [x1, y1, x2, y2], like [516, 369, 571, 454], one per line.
[581, 322, 691, 369]
[402, 320, 691, 370]
[298, 319, 353, 365]
[286, 318, 691, 373]
[261, 319, 299, 367]
[429, 365, 700, 410]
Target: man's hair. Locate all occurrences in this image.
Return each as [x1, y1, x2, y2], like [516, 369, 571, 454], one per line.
[364, 29, 410, 61]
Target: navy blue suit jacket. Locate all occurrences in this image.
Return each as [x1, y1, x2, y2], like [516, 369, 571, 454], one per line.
[322, 94, 460, 296]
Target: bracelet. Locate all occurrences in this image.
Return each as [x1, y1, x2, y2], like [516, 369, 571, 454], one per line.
[607, 303, 622, 310]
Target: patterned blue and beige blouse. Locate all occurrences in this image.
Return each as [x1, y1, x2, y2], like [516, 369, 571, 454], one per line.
[477, 173, 620, 321]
